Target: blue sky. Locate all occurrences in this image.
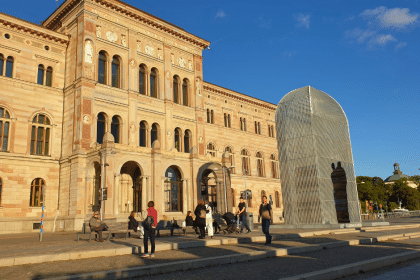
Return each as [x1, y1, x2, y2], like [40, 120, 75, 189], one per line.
[2, 0, 419, 179]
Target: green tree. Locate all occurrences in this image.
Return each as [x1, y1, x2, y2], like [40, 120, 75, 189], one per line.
[390, 178, 420, 210]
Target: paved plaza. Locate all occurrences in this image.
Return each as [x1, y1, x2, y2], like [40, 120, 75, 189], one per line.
[0, 216, 420, 279]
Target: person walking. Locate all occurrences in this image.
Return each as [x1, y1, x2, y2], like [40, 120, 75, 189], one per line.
[205, 201, 214, 238]
[89, 212, 108, 242]
[142, 201, 157, 258]
[194, 199, 207, 239]
[258, 195, 273, 245]
[236, 197, 251, 234]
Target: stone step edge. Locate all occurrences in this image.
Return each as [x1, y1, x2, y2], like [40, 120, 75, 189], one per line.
[45, 234, 416, 280]
[279, 250, 420, 280]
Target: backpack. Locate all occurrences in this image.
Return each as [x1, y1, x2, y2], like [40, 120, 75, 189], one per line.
[142, 215, 154, 231]
[199, 208, 207, 219]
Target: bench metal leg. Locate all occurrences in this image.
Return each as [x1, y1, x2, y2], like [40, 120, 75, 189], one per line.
[107, 231, 112, 241]
[170, 229, 174, 236]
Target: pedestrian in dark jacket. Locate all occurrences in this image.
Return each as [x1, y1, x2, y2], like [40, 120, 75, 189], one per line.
[185, 211, 194, 226]
[128, 211, 139, 232]
[194, 199, 207, 239]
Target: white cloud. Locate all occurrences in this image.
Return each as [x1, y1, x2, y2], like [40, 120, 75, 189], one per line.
[367, 34, 397, 47]
[360, 7, 419, 29]
[396, 42, 407, 49]
[295, 13, 310, 29]
[358, 29, 377, 43]
[215, 9, 226, 19]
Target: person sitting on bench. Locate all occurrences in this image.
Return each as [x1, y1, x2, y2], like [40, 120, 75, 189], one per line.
[89, 212, 108, 242]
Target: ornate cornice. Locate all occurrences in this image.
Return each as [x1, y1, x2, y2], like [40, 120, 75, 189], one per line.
[0, 14, 68, 45]
[203, 84, 277, 111]
[43, 0, 210, 50]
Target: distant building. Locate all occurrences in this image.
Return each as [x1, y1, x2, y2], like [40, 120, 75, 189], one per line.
[384, 163, 418, 189]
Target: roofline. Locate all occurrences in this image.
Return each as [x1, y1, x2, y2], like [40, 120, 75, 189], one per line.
[0, 11, 68, 44]
[42, 0, 210, 50]
[203, 81, 277, 110]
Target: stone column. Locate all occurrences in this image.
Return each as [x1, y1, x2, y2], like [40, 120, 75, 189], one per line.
[114, 173, 120, 215]
[182, 179, 188, 214]
[141, 176, 147, 212]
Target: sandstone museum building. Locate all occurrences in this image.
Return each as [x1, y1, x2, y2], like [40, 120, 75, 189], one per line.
[0, 0, 282, 233]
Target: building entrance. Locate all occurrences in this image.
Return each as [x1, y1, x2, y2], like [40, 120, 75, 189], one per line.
[331, 162, 350, 223]
[119, 161, 142, 213]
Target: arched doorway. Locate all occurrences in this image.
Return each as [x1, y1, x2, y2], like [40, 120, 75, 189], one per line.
[120, 161, 142, 213]
[331, 162, 349, 223]
[164, 166, 183, 212]
[201, 169, 218, 212]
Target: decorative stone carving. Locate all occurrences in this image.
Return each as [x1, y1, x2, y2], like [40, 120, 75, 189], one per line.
[199, 136, 203, 143]
[84, 41, 93, 63]
[121, 35, 126, 47]
[137, 41, 141, 52]
[158, 49, 162, 59]
[130, 124, 135, 131]
[145, 45, 154, 56]
[82, 114, 91, 124]
[129, 59, 135, 67]
[188, 60, 192, 70]
[178, 57, 186, 68]
[106, 31, 117, 43]
[195, 78, 201, 95]
[96, 26, 101, 38]
[166, 130, 172, 139]
[171, 54, 174, 64]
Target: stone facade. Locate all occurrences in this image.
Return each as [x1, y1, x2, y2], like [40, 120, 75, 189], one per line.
[0, 0, 282, 234]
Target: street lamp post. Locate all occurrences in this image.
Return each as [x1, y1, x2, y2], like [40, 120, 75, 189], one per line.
[222, 166, 235, 213]
[100, 150, 116, 221]
[243, 168, 248, 212]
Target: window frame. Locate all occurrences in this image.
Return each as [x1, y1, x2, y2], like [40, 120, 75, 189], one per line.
[150, 68, 158, 98]
[256, 152, 264, 177]
[30, 178, 45, 207]
[139, 64, 146, 95]
[30, 114, 52, 156]
[98, 51, 107, 85]
[241, 149, 251, 175]
[0, 107, 11, 152]
[111, 56, 121, 88]
[96, 112, 106, 144]
[111, 115, 120, 143]
[207, 142, 216, 157]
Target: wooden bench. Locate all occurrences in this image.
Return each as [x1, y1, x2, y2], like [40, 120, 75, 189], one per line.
[155, 220, 184, 237]
[77, 222, 112, 242]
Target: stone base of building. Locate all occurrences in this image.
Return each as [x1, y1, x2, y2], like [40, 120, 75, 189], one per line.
[268, 223, 363, 229]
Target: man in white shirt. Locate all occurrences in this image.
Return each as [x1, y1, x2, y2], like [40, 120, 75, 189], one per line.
[205, 201, 214, 238]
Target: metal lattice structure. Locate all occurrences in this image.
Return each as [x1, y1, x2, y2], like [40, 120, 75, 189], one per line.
[275, 86, 361, 225]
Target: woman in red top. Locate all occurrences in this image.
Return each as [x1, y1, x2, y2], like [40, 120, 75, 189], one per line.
[142, 201, 158, 257]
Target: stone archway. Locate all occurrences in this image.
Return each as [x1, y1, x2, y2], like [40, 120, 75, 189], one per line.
[119, 161, 142, 214]
[331, 162, 350, 223]
[197, 163, 233, 214]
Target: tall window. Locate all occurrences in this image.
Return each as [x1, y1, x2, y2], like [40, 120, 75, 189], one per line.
[240, 117, 247, 131]
[241, 149, 250, 175]
[0, 54, 3, 76]
[37, 65, 53, 86]
[174, 128, 181, 152]
[225, 146, 235, 173]
[207, 109, 210, 123]
[256, 151, 264, 177]
[98, 51, 107, 85]
[5, 56, 13, 78]
[184, 129, 191, 153]
[111, 116, 120, 143]
[139, 64, 146, 95]
[224, 114, 227, 127]
[0, 107, 10, 152]
[165, 166, 183, 212]
[268, 125, 274, 137]
[182, 79, 189, 106]
[224, 113, 231, 128]
[255, 121, 261, 134]
[111, 56, 120, 88]
[151, 123, 159, 146]
[207, 142, 216, 157]
[0, 177, 2, 206]
[30, 114, 51, 156]
[211, 110, 214, 124]
[270, 154, 279, 179]
[30, 178, 45, 207]
[139, 121, 147, 147]
[97, 113, 106, 144]
[150, 68, 157, 98]
[275, 191, 280, 208]
[228, 114, 231, 128]
[173, 76, 179, 104]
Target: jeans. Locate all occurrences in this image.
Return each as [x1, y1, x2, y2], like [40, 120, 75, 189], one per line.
[262, 219, 272, 244]
[240, 215, 251, 232]
[143, 229, 155, 254]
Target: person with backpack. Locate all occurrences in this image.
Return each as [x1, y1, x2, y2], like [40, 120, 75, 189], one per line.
[194, 199, 207, 239]
[141, 201, 157, 257]
[258, 195, 273, 245]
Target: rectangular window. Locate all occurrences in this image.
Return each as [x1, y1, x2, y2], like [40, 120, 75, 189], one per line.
[111, 64, 119, 88]
[0, 59, 3, 76]
[46, 69, 52, 87]
[36, 127, 44, 155]
[139, 73, 145, 94]
[5, 60, 12, 78]
[2, 121, 8, 151]
[150, 75, 156, 98]
[37, 69, 44, 85]
[98, 60, 106, 84]
[44, 128, 50, 155]
[30, 126, 36, 154]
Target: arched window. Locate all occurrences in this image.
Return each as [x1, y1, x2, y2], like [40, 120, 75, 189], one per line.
[98, 51, 107, 85]
[182, 79, 189, 106]
[111, 56, 120, 88]
[5, 56, 13, 78]
[174, 128, 181, 152]
[241, 149, 250, 175]
[111, 116, 120, 143]
[37, 64, 44, 85]
[173, 76, 180, 104]
[164, 166, 183, 212]
[139, 64, 146, 95]
[30, 114, 51, 156]
[150, 68, 158, 98]
[225, 146, 235, 173]
[207, 142, 216, 157]
[0, 177, 2, 206]
[256, 152, 264, 177]
[46, 67, 53, 87]
[0, 54, 4, 76]
[96, 113, 106, 144]
[30, 178, 45, 207]
[0, 107, 11, 151]
[139, 121, 147, 147]
[184, 129, 191, 153]
[270, 154, 279, 179]
[275, 191, 281, 208]
[151, 123, 159, 146]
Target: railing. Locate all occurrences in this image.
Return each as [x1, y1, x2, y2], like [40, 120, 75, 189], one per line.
[361, 210, 420, 220]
